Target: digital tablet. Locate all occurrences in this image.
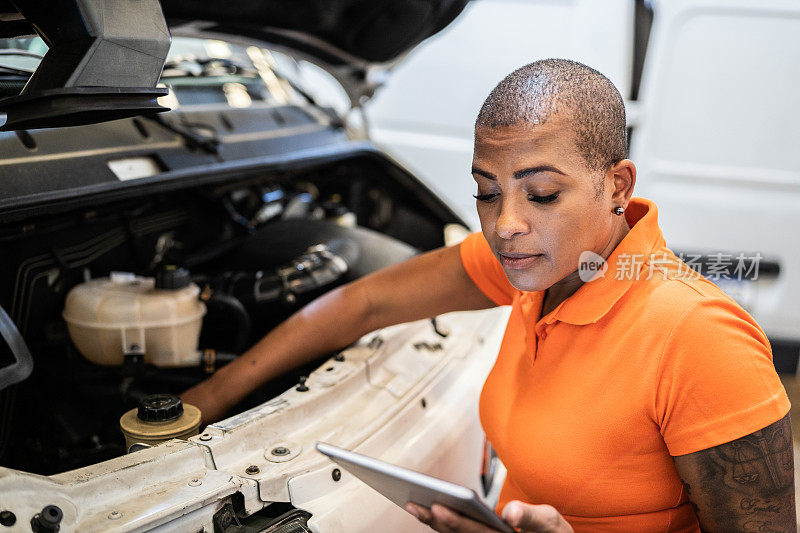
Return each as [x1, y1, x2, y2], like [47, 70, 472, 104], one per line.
[316, 441, 514, 532]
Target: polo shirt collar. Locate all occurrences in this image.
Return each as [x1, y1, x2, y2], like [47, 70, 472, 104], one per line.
[527, 197, 666, 327]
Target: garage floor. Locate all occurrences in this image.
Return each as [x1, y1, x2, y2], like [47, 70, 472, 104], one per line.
[778, 375, 800, 526]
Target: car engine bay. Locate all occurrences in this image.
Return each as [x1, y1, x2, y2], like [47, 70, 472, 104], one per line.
[0, 159, 455, 476]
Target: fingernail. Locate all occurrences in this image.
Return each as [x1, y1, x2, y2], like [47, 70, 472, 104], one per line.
[405, 504, 419, 519]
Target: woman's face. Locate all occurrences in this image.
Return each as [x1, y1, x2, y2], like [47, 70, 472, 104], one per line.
[472, 118, 620, 292]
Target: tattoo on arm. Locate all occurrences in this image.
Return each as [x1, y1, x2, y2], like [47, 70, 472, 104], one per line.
[673, 413, 796, 532]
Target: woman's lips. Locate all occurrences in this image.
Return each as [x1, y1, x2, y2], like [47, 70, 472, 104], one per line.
[497, 252, 545, 270]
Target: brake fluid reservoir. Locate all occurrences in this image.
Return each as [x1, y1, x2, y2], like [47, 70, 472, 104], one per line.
[62, 271, 206, 367]
[120, 394, 201, 451]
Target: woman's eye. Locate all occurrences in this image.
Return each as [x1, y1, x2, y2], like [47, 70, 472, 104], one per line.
[473, 193, 499, 202]
[528, 192, 559, 203]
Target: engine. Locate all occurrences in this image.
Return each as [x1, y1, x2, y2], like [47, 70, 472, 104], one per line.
[0, 168, 439, 475]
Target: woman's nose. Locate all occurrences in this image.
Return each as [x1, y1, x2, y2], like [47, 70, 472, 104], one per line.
[495, 198, 530, 239]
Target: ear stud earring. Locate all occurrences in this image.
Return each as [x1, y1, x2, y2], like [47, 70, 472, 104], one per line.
[613, 206, 624, 216]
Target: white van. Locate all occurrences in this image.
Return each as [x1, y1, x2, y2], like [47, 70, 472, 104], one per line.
[364, 0, 800, 373]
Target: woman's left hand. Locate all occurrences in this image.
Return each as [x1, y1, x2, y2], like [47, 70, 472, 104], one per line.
[405, 500, 574, 532]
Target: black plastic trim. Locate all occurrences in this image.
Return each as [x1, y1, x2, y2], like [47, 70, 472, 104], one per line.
[630, 0, 654, 101]
[0, 141, 466, 228]
[771, 338, 800, 374]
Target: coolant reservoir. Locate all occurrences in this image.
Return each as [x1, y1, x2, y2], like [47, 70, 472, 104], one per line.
[63, 272, 206, 367]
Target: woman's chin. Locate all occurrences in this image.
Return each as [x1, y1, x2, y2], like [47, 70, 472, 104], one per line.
[505, 271, 551, 293]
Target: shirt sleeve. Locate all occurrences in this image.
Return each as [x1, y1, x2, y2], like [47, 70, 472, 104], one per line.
[459, 232, 517, 306]
[654, 297, 791, 456]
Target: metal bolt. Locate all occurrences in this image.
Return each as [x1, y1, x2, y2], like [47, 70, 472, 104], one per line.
[245, 465, 260, 475]
[219, 508, 233, 528]
[332, 468, 342, 482]
[199, 433, 212, 441]
[188, 478, 202, 487]
[271, 446, 290, 456]
[108, 511, 122, 520]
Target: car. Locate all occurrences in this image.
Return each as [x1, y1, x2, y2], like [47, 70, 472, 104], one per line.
[0, 1, 509, 531]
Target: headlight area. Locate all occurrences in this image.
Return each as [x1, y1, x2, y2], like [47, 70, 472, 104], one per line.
[213, 500, 313, 533]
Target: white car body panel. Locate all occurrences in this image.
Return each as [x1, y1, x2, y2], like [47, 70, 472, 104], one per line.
[631, 0, 800, 340]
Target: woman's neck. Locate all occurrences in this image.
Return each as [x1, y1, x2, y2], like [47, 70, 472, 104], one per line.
[541, 217, 632, 317]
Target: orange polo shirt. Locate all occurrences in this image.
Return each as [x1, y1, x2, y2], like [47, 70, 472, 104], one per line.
[460, 197, 790, 532]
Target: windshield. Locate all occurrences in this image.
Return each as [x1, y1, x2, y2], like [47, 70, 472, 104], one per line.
[0, 36, 309, 110]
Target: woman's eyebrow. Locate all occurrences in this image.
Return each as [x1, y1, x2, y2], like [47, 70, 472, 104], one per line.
[471, 165, 566, 180]
[471, 167, 496, 180]
[513, 165, 566, 178]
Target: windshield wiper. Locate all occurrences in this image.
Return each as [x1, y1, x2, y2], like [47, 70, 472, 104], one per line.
[268, 65, 344, 129]
[145, 113, 221, 156]
[0, 65, 33, 77]
[0, 49, 44, 60]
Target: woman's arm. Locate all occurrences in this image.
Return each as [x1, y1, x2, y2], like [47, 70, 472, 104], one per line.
[181, 244, 496, 423]
[673, 413, 796, 532]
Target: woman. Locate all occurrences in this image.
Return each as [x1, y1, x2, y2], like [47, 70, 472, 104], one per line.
[183, 60, 794, 532]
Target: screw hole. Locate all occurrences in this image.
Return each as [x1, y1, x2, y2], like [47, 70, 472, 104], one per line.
[421, 398, 427, 409]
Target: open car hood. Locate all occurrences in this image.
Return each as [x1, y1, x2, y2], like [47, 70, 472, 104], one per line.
[163, 0, 470, 106]
[160, 0, 469, 66]
[0, 0, 468, 65]
[0, 0, 468, 130]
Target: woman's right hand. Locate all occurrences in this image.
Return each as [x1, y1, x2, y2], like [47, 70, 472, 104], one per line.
[405, 500, 574, 533]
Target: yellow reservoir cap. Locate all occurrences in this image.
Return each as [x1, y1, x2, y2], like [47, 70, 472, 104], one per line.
[119, 403, 201, 450]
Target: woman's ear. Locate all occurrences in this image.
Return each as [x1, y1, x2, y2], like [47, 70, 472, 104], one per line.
[607, 159, 636, 208]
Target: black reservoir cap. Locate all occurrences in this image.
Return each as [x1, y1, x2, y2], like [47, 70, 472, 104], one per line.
[138, 394, 184, 422]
